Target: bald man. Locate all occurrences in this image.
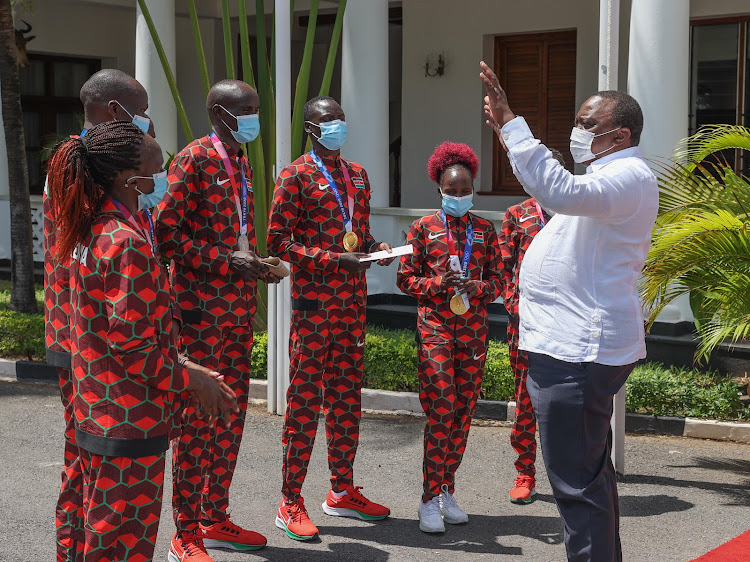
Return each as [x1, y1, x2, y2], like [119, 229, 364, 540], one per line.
[155, 79, 276, 560]
[44, 68, 152, 562]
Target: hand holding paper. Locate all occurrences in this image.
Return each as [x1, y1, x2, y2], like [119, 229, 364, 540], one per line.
[359, 244, 414, 262]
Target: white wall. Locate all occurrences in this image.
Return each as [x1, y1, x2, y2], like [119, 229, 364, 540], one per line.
[400, 0, 600, 212]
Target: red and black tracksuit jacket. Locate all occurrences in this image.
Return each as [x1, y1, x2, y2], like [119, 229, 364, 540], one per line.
[397, 211, 504, 348]
[70, 198, 189, 457]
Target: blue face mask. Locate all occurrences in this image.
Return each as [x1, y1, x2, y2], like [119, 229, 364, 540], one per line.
[115, 101, 151, 134]
[217, 104, 260, 143]
[128, 171, 168, 210]
[308, 119, 347, 150]
[441, 191, 474, 217]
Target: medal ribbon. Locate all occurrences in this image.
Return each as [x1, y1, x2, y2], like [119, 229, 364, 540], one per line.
[309, 149, 355, 233]
[211, 132, 249, 235]
[112, 198, 157, 257]
[440, 210, 473, 278]
[535, 201, 547, 227]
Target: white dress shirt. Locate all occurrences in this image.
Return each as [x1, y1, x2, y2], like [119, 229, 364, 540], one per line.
[501, 116, 658, 366]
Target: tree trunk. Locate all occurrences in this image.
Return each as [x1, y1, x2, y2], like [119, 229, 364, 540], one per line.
[0, 0, 37, 313]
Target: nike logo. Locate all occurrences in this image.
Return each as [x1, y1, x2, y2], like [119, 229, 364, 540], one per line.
[318, 183, 327, 191]
[428, 231, 445, 240]
[474, 353, 485, 361]
[357, 341, 365, 347]
[201, 528, 207, 535]
[217, 178, 230, 185]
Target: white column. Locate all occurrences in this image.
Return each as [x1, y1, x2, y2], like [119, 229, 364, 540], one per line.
[628, 0, 692, 325]
[341, 0, 389, 208]
[136, 0, 178, 156]
[598, 0, 626, 476]
[268, 0, 293, 415]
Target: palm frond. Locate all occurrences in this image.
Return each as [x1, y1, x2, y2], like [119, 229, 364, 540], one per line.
[674, 124, 750, 169]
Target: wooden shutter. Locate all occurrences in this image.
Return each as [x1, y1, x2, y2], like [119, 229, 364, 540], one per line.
[491, 30, 577, 195]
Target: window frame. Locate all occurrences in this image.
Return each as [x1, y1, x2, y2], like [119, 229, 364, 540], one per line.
[20, 53, 101, 195]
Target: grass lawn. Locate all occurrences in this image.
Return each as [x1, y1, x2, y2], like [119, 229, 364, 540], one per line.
[1, 282, 748, 420]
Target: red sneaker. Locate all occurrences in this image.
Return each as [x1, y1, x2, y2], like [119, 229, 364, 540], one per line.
[321, 486, 390, 520]
[275, 498, 319, 541]
[199, 517, 267, 551]
[509, 475, 537, 504]
[168, 532, 213, 562]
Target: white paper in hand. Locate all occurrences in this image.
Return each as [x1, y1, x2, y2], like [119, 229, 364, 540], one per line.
[359, 244, 414, 262]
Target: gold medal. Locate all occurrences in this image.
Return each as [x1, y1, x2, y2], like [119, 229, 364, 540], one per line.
[238, 233, 249, 252]
[343, 231, 359, 252]
[450, 292, 469, 315]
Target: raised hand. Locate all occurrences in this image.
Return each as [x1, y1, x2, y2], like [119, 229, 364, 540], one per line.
[479, 61, 516, 133]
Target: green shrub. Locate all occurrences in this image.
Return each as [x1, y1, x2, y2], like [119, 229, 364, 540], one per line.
[362, 326, 420, 392]
[481, 340, 515, 401]
[251, 330, 268, 380]
[0, 280, 45, 361]
[626, 362, 746, 420]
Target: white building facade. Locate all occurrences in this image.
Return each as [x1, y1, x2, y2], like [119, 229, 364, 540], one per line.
[2, 0, 749, 317]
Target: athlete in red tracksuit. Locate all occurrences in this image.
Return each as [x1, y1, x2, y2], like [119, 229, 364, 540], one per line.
[498, 148, 562, 505]
[48, 122, 230, 562]
[499, 198, 550, 504]
[268, 96, 393, 541]
[155, 80, 276, 560]
[44, 69, 153, 562]
[397, 142, 503, 533]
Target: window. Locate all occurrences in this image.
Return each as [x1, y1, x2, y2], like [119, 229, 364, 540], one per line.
[489, 30, 577, 195]
[690, 16, 750, 176]
[20, 54, 100, 195]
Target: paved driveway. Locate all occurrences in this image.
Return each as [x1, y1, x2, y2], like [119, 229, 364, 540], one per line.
[2, 381, 749, 561]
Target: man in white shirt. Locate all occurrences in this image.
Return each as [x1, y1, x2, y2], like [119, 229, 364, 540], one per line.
[481, 61, 658, 562]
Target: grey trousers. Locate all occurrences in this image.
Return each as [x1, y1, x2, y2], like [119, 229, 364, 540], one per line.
[526, 352, 636, 562]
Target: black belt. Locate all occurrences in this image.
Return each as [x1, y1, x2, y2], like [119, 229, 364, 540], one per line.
[45, 347, 71, 369]
[75, 426, 169, 458]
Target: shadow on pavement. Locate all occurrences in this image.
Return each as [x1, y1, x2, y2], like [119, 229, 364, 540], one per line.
[625, 468, 750, 507]
[316, 515, 568, 556]
[619, 494, 693, 517]
[219, 542, 390, 562]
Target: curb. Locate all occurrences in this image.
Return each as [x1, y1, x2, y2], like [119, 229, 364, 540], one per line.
[4, 359, 749, 444]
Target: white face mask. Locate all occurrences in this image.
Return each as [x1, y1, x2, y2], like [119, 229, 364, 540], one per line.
[569, 126, 621, 163]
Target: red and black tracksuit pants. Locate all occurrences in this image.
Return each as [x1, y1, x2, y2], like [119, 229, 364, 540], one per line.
[418, 342, 484, 501]
[281, 307, 365, 502]
[78, 449, 166, 561]
[56, 366, 84, 562]
[508, 317, 537, 477]
[172, 323, 252, 533]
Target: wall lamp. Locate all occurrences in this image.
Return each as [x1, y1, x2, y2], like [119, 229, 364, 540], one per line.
[425, 53, 445, 77]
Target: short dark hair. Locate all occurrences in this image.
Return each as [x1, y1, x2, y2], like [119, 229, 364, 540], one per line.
[79, 69, 142, 107]
[303, 95, 336, 122]
[595, 91, 644, 146]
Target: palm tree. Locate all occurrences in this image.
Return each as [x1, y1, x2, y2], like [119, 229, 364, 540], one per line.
[0, 0, 37, 313]
[640, 124, 750, 361]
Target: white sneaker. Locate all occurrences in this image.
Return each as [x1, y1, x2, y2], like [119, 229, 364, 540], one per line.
[418, 496, 445, 533]
[440, 484, 469, 524]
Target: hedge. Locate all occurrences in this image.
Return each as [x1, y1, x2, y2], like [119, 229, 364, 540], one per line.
[250, 326, 749, 420]
[0, 280, 746, 421]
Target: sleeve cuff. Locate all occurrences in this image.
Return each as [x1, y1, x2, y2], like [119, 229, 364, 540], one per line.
[500, 116, 534, 149]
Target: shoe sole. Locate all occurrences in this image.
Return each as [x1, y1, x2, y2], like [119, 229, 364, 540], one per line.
[167, 552, 179, 562]
[275, 516, 318, 541]
[509, 488, 538, 504]
[203, 538, 267, 551]
[443, 514, 469, 525]
[321, 501, 390, 521]
[418, 522, 446, 533]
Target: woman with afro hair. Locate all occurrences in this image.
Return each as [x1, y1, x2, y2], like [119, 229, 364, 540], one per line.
[397, 141, 503, 533]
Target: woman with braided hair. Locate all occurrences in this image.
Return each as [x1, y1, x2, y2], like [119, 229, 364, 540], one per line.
[47, 120, 237, 562]
[397, 142, 504, 533]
